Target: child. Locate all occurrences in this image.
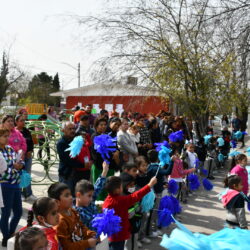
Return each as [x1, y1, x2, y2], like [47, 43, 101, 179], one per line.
[123, 163, 138, 179]
[170, 149, 195, 203]
[230, 154, 248, 195]
[206, 137, 218, 180]
[103, 175, 157, 250]
[48, 183, 97, 250]
[146, 149, 174, 237]
[182, 143, 197, 169]
[14, 227, 48, 250]
[0, 152, 7, 208]
[135, 156, 151, 246]
[195, 138, 207, 169]
[74, 161, 109, 230]
[25, 197, 60, 250]
[221, 175, 248, 229]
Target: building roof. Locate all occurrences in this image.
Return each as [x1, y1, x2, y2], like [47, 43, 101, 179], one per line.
[50, 83, 162, 97]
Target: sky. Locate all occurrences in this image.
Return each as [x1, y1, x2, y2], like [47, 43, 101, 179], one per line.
[0, 0, 115, 90]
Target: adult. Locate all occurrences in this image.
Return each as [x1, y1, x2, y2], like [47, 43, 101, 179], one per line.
[98, 109, 109, 121]
[47, 106, 57, 120]
[0, 128, 23, 247]
[15, 115, 36, 201]
[1, 115, 27, 157]
[221, 115, 229, 130]
[76, 115, 94, 136]
[17, 108, 28, 120]
[148, 119, 161, 145]
[117, 118, 138, 163]
[57, 122, 89, 195]
[84, 104, 96, 128]
[73, 105, 85, 124]
[231, 114, 241, 133]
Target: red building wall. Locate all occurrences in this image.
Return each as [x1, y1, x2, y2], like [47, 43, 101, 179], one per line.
[66, 96, 169, 114]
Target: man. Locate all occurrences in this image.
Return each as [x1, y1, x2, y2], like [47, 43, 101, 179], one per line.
[57, 122, 90, 194]
[85, 104, 96, 127]
[231, 114, 241, 133]
[73, 105, 86, 124]
[76, 115, 94, 136]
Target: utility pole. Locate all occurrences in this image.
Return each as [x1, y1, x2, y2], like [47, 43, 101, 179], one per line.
[78, 63, 80, 88]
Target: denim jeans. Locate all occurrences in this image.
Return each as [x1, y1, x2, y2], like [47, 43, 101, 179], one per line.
[0, 186, 22, 238]
[22, 157, 33, 198]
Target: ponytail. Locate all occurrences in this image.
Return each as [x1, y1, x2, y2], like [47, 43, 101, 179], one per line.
[27, 210, 34, 227]
[224, 175, 242, 189]
[14, 231, 21, 250]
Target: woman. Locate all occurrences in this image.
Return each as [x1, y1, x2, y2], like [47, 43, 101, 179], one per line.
[15, 115, 36, 201]
[221, 115, 229, 130]
[117, 118, 138, 164]
[47, 106, 57, 120]
[1, 115, 27, 157]
[0, 128, 24, 247]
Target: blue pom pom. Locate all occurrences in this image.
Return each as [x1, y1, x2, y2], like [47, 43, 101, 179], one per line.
[20, 170, 31, 188]
[188, 174, 200, 191]
[94, 134, 117, 163]
[154, 141, 170, 151]
[92, 208, 121, 237]
[169, 195, 182, 214]
[141, 190, 155, 213]
[158, 146, 172, 167]
[248, 202, 250, 212]
[168, 179, 179, 195]
[234, 131, 243, 140]
[229, 150, 241, 157]
[65, 136, 84, 158]
[194, 158, 201, 169]
[158, 208, 174, 227]
[202, 178, 213, 191]
[159, 195, 174, 213]
[230, 140, 237, 149]
[218, 153, 225, 162]
[204, 135, 212, 145]
[201, 168, 208, 176]
[217, 137, 225, 147]
[169, 130, 184, 142]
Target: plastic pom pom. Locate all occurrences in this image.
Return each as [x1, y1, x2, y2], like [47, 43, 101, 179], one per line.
[202, 168, 208, 176]
[158, 208, 174, 227]
[158, 146, 172, 167]
[230, 140, 237, 149]
[169, 195, 182, 214]
[229, 150, 241, 157]
[217, 137, 225, 147]
[234, 131, 243, 140]
[188, 174, 200, 191]
[94, 134, 117, 164]
[159, 195, 174, 214]
[20, 170, 31, 188]
[202, 178, 213, 191]
[168, 179, 179, 195]
[248, 202, 250, 212]
[141, 190, 155, 213]
[154, 141, 170, 151]
[92, 208, 121, 237]
[246, 147, 250, 156]
[218, 153, 225, 162]
[65, 136, 84, 158]
[194, 158, 201, 169]
[169, 130, 184, 143]
[204, 135, 212, 145]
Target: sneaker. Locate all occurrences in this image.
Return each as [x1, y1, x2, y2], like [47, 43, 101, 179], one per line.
[156, 229, 163, 236]
[141, 237, 151, 244]
[2, 238, 8, 247]
[25, 194, 37, 202]
[207, 176, 215, 180]
[148, 231, 158, 238]
[137, 241, 143, 248]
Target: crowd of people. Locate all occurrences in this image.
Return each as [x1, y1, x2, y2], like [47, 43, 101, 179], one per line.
[0, 104, 249, 250]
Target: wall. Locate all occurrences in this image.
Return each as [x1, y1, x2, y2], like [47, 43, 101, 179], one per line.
[66, 96, 170, 114]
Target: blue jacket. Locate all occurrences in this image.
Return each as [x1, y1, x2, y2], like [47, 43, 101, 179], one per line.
[147, 161, 173, 194]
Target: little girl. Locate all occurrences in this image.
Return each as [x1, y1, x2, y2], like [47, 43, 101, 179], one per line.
[221, 175, 248, 229]
[170, 149, 195, 202]
[14, 227, 48, 250]
[24, 197, 60, 250]
[230, 154, 248, 195]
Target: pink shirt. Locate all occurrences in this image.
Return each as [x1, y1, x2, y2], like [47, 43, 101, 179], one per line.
[230, 164, 249, 195]
[170, 158, 193, 179]
[8, 128, 27, 153]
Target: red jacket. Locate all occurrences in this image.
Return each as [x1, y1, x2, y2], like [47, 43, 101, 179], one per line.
[103, 184, 150, 242]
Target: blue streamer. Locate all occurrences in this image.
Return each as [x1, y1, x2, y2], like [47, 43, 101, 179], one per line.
[168, 179, 179, 195]
[169, 130, 184, 142]
[158, 208, 174, 227]
[141, 190, 155, 213]
[154, 141, 170, 151]
[229, 150, 241, 157]
[246, 147, 250, 156]
[218, 153, 225, 162]
[188, 174, 200, 191]
[91, 208, 121, 237]
[202, 178, 213, 191]
[217, 137, 225, 147]
[65, 135, 84, 158]
[234, 131, 243, 140]
[158, 146, 172, 167]
[94, 134, 117, 164]
[204, 135, 212, 145]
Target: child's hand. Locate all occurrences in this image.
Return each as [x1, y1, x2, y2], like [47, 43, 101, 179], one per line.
[13, 162, 23, 170]
[102, 161, 109, 177]
[148, 176, 157, 188]
[171, 155, 177, 161]
[88, 238, 97, 247]
[191, 168, 196, 173]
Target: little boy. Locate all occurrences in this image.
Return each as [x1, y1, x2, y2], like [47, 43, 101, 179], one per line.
[48, 183, 97, 250]
[122, 163, 138, 178]
[103, 175, 157, 250]
[74, 161, 109, 230]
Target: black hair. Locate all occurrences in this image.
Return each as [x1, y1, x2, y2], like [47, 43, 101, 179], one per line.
[15, 114, 24, 122]
[120, 172, 135, 193]
[229, 154, 247, 171]
[100, 109, 108, 115]
[105, 176, 122, 194]
[224, 175, 242, 189]
[75, 180, 94, 195]
[94, 118, 108, 129]
[27, 197, 57, 227]
[135, 155, 148, 167]
[147, 149, 158, 163]
[122, 163, 138, 172]
[80, 115, 89, 121]
[14, 227, 46, 250]
[38, 114, 47, 120]
[1, 114, 14, 124]
[147, 119, 157, 129]
[110, 117, 121, 124]
[48, 182, 70, 200]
